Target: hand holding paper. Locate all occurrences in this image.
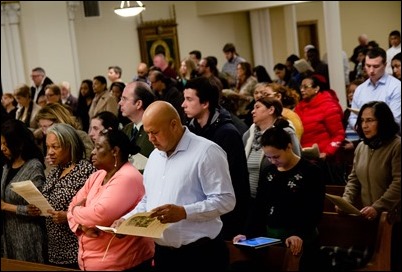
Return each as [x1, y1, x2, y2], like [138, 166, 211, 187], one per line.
[10, 180, 54, 216]
[325, 193, 361, 215]
[96, 211, 170, 238]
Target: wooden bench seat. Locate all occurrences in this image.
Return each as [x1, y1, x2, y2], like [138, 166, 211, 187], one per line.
[226, 240, 301, 271]
[318, 211, 393, 271]
[1, 258, 79, 271]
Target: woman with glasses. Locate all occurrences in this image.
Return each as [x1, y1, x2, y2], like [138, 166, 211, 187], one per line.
[67, 128, 154, 271]
[338, 101, 401, 270]
[44, 84, 62, 105]
[294, 74, 345, 184]
[27, 123, 96, 269]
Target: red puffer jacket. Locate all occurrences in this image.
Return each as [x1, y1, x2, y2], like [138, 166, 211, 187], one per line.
[295, 90, 345, 157]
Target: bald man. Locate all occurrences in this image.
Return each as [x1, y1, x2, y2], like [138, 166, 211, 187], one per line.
[119, 101, 236, 271]
[350, 34, 369, 69]
[133, 62, 150, 84]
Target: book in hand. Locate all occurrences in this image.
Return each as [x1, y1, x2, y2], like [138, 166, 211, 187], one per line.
[234, 237, 282, 249]
[302, 143, 320, 160]
[325, 193, 361, 215]
[96, 212, 170, 238]
[294, 59, 314, 73]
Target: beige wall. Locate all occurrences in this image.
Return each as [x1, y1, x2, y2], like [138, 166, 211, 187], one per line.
[292, 1, 400, 70]
[73, 1, 252, 86]
[2, 1, 400, 96]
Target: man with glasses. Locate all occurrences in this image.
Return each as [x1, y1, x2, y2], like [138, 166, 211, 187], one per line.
[30, 67, 54, 105]
[119, 81, 156, 158]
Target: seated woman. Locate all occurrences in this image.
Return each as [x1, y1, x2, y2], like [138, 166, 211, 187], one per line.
[67, 129, 154, 271]
[234, 125, 325, 271]
[28, 123, 96, 269]
[1, 119, 47, 263]
[223, 62, 257, 123]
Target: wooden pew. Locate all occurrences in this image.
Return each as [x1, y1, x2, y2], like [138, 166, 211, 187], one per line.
[226, 241, 301, 271]
[1, 258, 79, 271]
[318, 211, 393, 271]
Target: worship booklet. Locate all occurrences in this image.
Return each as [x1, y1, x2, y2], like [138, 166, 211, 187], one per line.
[10, 180, 54, 216]
[96, 212, 170, 238]
[301, 143, 320, 160]
[294, 59, 314, 73]
[234, 237, 282, 249]
[325, 193, 361, 215]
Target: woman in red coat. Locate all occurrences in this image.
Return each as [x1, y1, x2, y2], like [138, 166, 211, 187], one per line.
[295, 74, 345, 184]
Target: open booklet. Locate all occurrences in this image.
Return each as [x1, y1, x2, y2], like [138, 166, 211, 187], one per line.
[234, 237, 282, 249]
[294, 59, 314, 73]
[10, 180, 54, 216]
[325, 193, 361, 215]
[96, 212, 170, 238]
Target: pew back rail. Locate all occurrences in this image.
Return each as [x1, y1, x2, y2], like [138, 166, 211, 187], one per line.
[318, 211, 393, 271]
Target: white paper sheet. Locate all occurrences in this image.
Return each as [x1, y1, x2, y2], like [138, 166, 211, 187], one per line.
[10, 180, 54, 216]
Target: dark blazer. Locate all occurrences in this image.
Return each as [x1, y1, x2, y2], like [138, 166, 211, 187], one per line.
[31, 77, 53, 104]
[122, 122, 154, 158]
[63, 94, 79, 115]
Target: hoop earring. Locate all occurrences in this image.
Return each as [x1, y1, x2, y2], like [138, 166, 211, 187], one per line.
[114, 154, 117, 168]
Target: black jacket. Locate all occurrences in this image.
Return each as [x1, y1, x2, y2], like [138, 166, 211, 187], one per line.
[187, 107, 251, 240]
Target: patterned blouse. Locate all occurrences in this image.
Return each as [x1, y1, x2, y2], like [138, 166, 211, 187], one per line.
[42, 159, 96, 265]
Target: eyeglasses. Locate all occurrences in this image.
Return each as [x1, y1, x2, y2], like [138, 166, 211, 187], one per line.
[120, 96, 135, 102]
[40, 122, 54, 130]
[31, 74, 42, 78]
[45, 93, 55, 97]
[300, 84, 313, 90]
[360, 118, 378, 124]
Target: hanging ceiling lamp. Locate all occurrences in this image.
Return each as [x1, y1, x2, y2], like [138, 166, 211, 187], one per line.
[114, 1, 145, 17]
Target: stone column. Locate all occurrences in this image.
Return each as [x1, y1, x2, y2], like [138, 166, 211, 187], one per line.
[323, 1, 347, 109]
[250, 8, 274, 74]
[67, 1, 81, 95]
[1, 2, 25, 92]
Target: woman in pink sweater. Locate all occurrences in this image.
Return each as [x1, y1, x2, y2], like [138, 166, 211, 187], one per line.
[67, 128, 154, 271]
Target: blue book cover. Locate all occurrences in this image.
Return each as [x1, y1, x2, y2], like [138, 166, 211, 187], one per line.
[235, 237, 282, 249]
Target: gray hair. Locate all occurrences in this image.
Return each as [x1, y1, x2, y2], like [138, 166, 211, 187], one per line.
[47, 123, 86, 162]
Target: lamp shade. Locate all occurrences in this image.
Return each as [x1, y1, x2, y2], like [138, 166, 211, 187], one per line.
[114, 1, 145, 17]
